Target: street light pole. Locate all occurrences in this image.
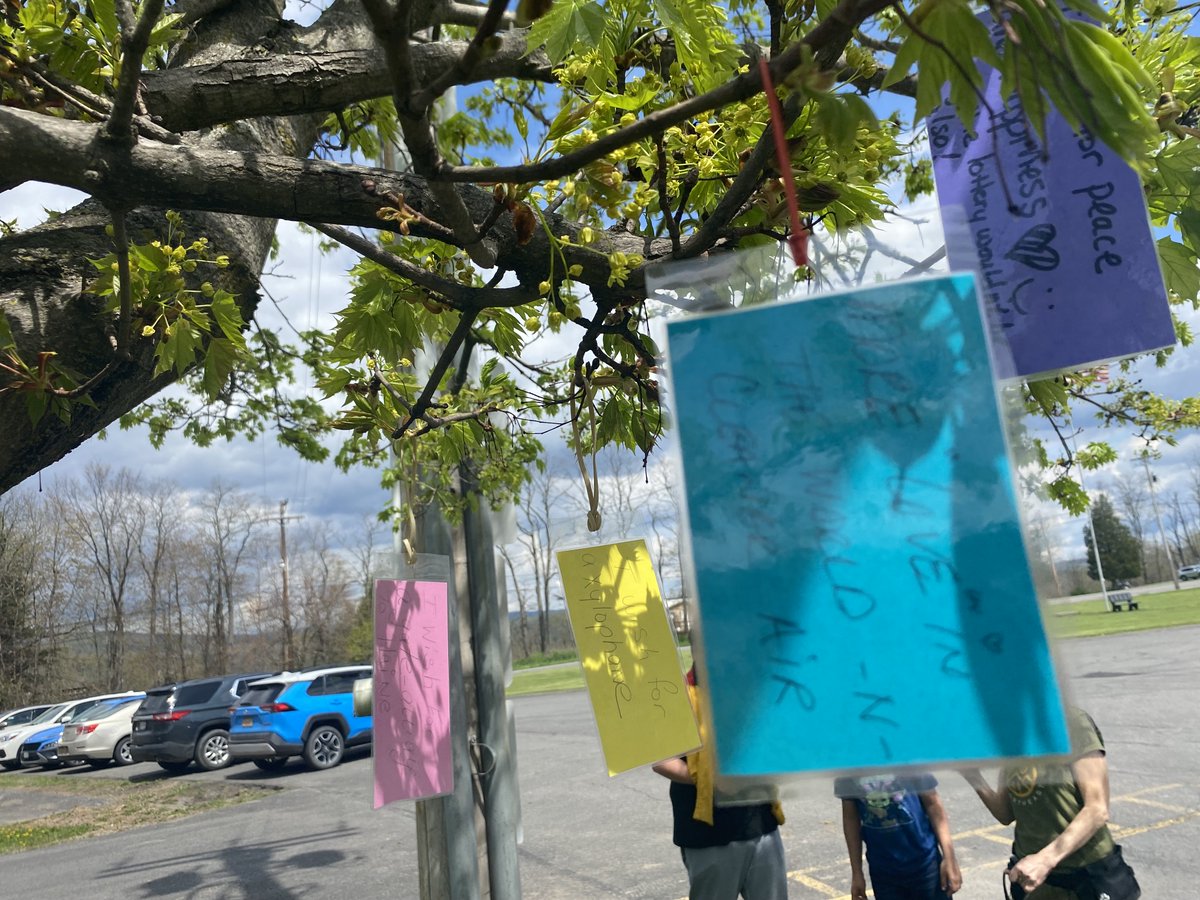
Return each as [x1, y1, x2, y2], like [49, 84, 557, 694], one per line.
[1073, 435, 1110, 608]
[1141, 453, 1180, 590]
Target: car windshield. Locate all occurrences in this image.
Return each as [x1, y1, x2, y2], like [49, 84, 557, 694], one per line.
[30, 704, 68, 725]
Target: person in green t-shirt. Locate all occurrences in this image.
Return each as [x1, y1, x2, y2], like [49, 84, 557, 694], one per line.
[959, 708, 1115, 899]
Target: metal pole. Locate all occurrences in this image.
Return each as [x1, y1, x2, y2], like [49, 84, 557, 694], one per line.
[1073, 436, 1110, 608]
[1141, 454, 1180, 590]
[278, 499, 295, 669]
[463, 472, 522, 900]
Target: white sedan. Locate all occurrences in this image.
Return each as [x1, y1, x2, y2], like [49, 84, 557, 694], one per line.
[58, 696, 146, 767]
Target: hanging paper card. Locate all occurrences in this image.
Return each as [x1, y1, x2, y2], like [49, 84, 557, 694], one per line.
[666, 273, 1068, 776]
[374, 579, 452, 807]
[929, 18, 1173, 380]
[557, 540, 700, 776]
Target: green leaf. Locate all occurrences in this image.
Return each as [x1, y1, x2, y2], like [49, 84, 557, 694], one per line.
[1028, 377, 1070, 413]
[527, 0, 607, 64]
[201, 337, 238, 399]
[210, 290, 247, 348]
[1157, 236, 1200, 300]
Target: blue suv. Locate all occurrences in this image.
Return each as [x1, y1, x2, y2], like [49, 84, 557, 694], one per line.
[228, 666, 372, 771]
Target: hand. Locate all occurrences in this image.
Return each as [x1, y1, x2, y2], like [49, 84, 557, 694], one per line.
[850, 870, 868, 900]
[941, 857, 963, 894]
[1007, 854, 1053, 895]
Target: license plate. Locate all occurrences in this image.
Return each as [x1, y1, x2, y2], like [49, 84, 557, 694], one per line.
[241, 717, 252, 728]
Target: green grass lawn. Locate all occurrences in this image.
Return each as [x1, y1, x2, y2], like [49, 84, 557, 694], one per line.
[508, 646, 693, 696]
[1048, 588, 1200, 639]
[507, 592, 1200, 697]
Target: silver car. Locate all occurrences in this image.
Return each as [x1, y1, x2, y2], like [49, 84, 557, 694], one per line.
[57, 696, 145, 768]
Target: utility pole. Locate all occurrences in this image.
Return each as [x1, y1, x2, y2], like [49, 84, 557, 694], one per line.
[1141, 453, 1180, 589]
[277, 500, 303, 669]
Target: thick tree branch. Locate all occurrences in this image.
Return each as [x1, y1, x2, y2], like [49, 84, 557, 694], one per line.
[0, 107, 661, 293]
[170, 0, 238, 29]
[139, 34, 550, 132]
[443, 0, 515, 28]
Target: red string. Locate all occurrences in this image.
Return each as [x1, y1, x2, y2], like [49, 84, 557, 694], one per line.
[757, 57, 809, 268]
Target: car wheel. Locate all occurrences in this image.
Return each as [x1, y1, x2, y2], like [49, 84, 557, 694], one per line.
[195, 728, 231, 771]
[113, 737, 134, 767]
[157, 760, 191, 774]
[303, 725, 344, 770]
[253, 756, 288, 772]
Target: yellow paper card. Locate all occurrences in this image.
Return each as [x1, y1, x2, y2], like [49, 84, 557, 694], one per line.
[557, 539, 700, 776]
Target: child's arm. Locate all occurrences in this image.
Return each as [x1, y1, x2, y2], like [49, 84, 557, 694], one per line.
[959, 768, 1014, 824]
[652, 757, 693, 784]
[840, 798, 869, 900]
[919, 789, 962, 895]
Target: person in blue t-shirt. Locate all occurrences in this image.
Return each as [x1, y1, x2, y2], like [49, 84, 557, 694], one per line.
[835, 772, 962, 900]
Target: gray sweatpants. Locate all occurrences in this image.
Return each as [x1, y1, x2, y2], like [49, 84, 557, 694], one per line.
[681, 829, 788, 900]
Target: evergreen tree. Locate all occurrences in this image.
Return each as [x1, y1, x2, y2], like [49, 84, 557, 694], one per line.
[1083, 494, 1143, 586]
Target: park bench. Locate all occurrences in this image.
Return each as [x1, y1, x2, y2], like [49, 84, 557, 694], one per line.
[1107, 590, 1139, 612]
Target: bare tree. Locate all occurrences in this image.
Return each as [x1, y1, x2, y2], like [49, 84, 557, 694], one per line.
[1113, 473, 1150, 583]
[506, 463, 580, 654]
[196, 483, 264, 673]
[59, 465, 148, 689]
[292, 523, 356, 665]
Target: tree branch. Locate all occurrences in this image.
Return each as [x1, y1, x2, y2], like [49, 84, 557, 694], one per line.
[433, 0, 894, 184]
[394, 308, 478, 437]
[310, 222, 537, 309]
[105, 0, 166, 143]
[411, 0, 510, 111]
[139, 35, 550, 132]
[362, 0, 498, 266]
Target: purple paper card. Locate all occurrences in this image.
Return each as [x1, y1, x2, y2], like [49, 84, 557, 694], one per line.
[929, 19, 1173, 379]
[373, 579, 452, 808]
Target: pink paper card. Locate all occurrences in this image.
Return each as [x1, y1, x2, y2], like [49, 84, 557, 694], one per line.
[373, 579, 452, 808]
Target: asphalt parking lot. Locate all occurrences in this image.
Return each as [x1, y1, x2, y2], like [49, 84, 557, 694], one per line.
[1, 624, 1197, 899]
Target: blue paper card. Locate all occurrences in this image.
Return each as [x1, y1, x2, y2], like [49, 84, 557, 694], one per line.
[929, 16, 1173, 380]
[666, 273, 1068, 776]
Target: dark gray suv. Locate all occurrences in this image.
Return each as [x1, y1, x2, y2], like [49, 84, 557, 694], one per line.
[130, 673, 271, 772]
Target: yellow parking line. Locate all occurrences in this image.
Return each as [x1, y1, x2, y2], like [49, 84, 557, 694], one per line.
[787, 870, 847, 896]
[1115, 783, 1183, 798]
[950, 830, 1008, 844]
[1116, 795, 1192, 814]
[1111, 809, 1200, 839]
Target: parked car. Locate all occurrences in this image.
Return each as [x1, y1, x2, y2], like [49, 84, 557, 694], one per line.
[22, 724, 73, 768]
[130, 672, 272, 773]
[229, 665, 372, 772]
[0, 692, 142, 770]
[58, 695, 146, 768]
[1179, 563, 1200, 581]
[0, 705, 53, 731]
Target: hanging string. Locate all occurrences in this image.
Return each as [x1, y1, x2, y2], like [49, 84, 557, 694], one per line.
[569, 381, 603, 533]
[757, 57, 809, 269]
